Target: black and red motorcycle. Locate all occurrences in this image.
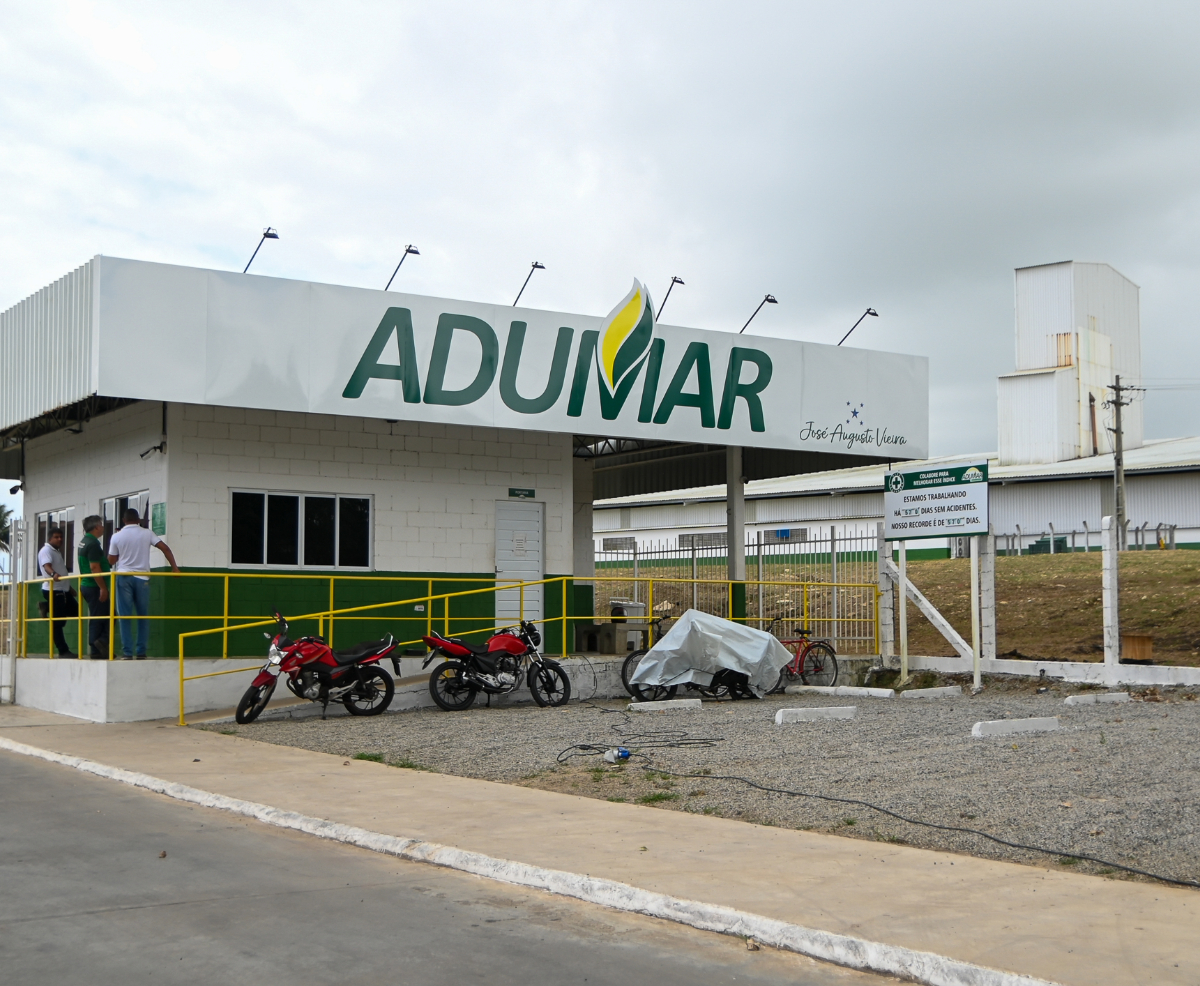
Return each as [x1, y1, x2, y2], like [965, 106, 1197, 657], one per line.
[422, 620, 570, 711]
[235, 610, 400, 724]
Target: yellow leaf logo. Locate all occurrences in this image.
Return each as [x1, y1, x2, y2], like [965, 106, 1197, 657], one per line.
[597, 279, 654, 394]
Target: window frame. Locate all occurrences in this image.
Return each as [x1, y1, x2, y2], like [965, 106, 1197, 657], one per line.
[227, 489, 374, 571]
[35, 506, 76, 574]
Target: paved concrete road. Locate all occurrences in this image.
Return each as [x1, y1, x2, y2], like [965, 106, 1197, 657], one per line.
[0, 750, 880, 986]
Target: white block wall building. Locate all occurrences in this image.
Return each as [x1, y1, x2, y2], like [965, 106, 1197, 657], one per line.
[23, 401, 573, 578]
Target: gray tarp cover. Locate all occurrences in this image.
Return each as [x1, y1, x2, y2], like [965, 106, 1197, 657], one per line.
[628, 609, 793, 696]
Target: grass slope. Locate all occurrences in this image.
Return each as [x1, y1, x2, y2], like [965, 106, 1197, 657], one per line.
[900, 550, 1200, 665]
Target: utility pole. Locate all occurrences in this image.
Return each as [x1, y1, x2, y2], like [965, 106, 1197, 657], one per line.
[1105, 375, 1142, 552]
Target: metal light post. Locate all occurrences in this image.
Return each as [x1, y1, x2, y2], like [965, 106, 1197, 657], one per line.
[385, 245, 420, 290]
[243, 228, 279, 273]
[837, 307, 879, 346]
[739, 294, 777, 334]
[513, 262, 545, 306]
[656, 276, 685, 320]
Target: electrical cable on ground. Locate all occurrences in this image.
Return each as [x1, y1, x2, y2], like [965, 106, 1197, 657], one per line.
[556, 704, 1199, 890]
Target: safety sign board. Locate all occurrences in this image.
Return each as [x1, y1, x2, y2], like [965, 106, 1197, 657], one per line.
[883, 462, 988, 541]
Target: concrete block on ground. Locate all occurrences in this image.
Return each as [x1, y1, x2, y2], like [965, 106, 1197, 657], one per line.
[971, 717, 1059, 738]
[629, 698, 703, 712]
[1064, 692, 1129, 706]
[900, 685, 963, 700]
[775, 706, 857, 724]
[785, 685, 894, 699]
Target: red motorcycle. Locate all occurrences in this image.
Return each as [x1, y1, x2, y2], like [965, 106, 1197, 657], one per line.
[235, 610, 399, 724]
[422, 620, 570, 711]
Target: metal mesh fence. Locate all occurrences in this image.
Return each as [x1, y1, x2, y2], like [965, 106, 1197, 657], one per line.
[593, 529, 879, 655]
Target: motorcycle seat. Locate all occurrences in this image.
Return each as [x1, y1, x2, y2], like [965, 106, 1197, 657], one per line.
[332, 635, 395, 665]
[425, 631, 490, 657]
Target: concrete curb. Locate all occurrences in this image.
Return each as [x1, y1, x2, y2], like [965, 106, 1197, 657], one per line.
[971, 717, 1060, 738]
[901, 686, 963, 700]
[628, 698, 703, 712]
[1063, 692, 1129, 706]
[776, 706, 857, 723]
[785, 685, 895, 699]
[0, 734, 1060, 986]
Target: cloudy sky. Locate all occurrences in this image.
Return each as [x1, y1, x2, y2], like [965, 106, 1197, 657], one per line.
[4, 0, 1200, 522]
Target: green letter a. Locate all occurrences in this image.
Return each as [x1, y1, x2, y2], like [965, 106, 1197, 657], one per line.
[342, 307, 421, 401]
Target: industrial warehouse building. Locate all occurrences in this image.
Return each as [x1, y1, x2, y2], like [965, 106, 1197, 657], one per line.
[0, 256, 926, 694]
[595, 261, 1199, 556]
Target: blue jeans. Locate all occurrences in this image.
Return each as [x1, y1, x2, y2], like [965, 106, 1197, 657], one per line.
[116, 576, 151, 657]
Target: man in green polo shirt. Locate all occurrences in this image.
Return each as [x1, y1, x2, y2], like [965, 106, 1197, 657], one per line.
[78, 515, 111, 660]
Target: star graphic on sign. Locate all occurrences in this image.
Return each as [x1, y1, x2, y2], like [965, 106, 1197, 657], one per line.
[845, 401, 866, 426]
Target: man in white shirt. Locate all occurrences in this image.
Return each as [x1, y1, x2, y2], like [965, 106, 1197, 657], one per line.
[107, 508, 180, 659]
[38, 527, 78, 658]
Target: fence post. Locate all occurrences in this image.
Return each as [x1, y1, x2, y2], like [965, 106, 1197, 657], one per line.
[178, 633, 186, 726]
[898, 539, 908, 681]
[1102, 515, 1120, 675]
[876, 523, 894, 663]
[632, 546, 638, 604]
[829, 524, 838, 648]
[691, 546, 698, 610]
[980, 527, 997, 667]
[561, 578, 568, 659]
[756, 531, 763, 627]
[970, 535, 981, 691]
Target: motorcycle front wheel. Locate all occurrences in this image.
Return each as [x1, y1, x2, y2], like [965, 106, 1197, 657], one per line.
[235, 680, 275, 724]
[343, 666, 395, 716]
[429, 660, 478, 711]
[528, 663, 572, 707]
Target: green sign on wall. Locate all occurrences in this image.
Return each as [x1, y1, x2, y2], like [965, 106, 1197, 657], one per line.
[883, 462, 988, 541]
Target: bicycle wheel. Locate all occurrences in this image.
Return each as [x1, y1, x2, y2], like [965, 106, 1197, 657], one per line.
[624, 648, 677, 702]
[621, 650, 646, 696]
[800, 642, 838, 687]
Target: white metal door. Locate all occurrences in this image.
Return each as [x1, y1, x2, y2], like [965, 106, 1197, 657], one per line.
[496, 500, 544, 626]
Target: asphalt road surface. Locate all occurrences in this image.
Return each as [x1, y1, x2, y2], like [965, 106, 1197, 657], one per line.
[0, 749, 885, 985]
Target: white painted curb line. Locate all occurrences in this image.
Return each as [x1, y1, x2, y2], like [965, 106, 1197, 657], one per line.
[1064, 692, 1129, 706]
[776, 706, 857, 723]
[0, 735, 1060, 986]
[901, 686, 963, 699]
[971, 717, 1060, 738]
[628, 698, 703, 711]
[785, 685, 895, 699]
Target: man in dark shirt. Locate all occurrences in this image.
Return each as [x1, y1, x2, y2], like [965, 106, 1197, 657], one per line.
[77, 515, 111, 660]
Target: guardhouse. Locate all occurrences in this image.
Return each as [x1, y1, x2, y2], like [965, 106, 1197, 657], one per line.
[0, 257, 927, 718]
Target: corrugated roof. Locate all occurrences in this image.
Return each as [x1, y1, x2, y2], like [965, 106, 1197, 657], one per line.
[595, 435, 1200, 508]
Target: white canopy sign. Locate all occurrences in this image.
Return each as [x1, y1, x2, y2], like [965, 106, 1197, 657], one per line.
[89, 257, 928, 455]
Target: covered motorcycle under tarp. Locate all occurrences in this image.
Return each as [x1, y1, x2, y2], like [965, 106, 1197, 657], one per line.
[628, 609, 793, 698]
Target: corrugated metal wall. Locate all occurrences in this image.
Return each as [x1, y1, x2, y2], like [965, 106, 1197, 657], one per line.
[1127, 473, 1200, 528]
[998, 368, 1078, 464]
[0, 259, 96, 432]
[1015, 262, 1072, 370]
[990, 479, 1101, 533]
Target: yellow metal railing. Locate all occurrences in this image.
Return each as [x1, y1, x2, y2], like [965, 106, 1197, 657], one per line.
[11, 569, 878, 724]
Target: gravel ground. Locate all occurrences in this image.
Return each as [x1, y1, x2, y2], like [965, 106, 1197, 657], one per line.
[202, 677, 1200, 887]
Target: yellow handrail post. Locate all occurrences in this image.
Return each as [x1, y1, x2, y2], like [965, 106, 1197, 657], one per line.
[520, 582, 525, 621]
[178, 632, 186, 726]
[561, 577, 567, 659]
[328, 577, 336, 647]
[48, 587, 55, 658]
[76, 576, 83, 658]
[426, 579, 432, 642]
[803, 583, 810, 628]
[222, 575, 230, 658]
[107, 575, 115, 659]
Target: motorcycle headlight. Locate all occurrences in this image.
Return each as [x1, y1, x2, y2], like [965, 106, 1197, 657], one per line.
[268, 643, 283, 665]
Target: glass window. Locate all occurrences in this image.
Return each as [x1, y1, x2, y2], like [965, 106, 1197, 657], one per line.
[304, 497, 336, 567]
[338, 497, 371, 568]
[266, 494, 299, 566]
[231, 492, 265, 565]
[230, 490, 371, 569]
[101, 490, 149, 552]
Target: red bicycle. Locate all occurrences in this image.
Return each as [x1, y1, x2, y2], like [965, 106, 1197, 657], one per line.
[766, 619, 838, 693]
